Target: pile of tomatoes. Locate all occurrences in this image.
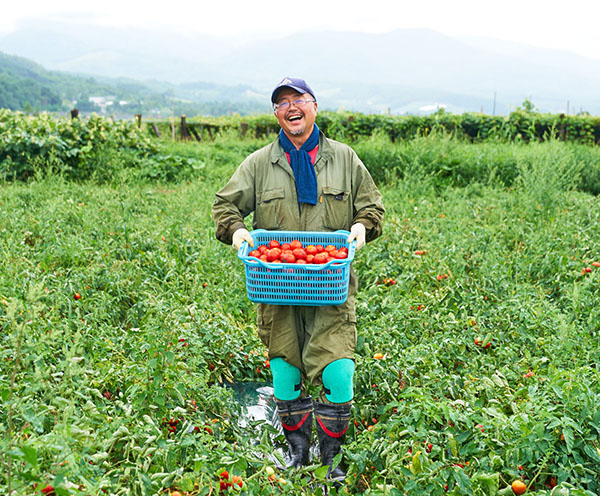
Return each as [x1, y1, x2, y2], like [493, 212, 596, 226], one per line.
[247, 239, 348, 264]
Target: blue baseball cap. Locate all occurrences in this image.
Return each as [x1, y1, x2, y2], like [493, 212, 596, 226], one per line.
[271, 77, 316, 103]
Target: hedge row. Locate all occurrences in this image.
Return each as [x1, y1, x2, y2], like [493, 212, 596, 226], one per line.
[2, 110, 600, 196]
[146, 110, 600, 145]
[0, 109, 158, 180]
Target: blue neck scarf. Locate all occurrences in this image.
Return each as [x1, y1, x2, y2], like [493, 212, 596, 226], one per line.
[279, 124, 319, 206]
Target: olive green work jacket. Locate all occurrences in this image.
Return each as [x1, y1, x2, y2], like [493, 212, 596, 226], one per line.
[212, 132, 385, 244]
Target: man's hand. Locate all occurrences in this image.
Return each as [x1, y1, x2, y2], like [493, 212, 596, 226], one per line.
[347, 223, 366, 251]
[232, 228, 254, 251]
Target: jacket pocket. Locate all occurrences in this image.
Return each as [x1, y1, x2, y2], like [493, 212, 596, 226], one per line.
[322, 186, 351, 231]
[256, 188, 285, 230]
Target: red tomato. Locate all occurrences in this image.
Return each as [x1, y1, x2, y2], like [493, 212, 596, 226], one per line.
[281, 252, 296, 264]
[290, 240, 303, 250]
[292, 248, 307, 260]
[296, 259, 307, 264]
[248, 249, 261, 258]
[281, 243, 291, 251]
[306, 254, 315, 263]
[324, 245, 337, 253]
[338, 246, 348, 254]
[314, 253, 328, 264]
[267, 248, 281, 262]
[259, 254, 268, 262]
[316, 245, 325, 253]
[268, 240, 280, 249]
[258, 245, 268, 254]
[305, 245, 317, 255]
[334, 251, 347, 259]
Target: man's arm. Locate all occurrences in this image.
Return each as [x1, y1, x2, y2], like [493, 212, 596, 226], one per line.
[350, 152, 385, 243]
[212, 158, 256, 245]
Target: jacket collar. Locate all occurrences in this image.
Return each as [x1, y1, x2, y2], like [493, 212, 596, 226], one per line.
[270, 130, 334, 168]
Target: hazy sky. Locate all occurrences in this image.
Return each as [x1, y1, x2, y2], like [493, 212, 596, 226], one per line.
[2, 0, 599, 60]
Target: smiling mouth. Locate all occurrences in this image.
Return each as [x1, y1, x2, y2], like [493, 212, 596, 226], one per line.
[287, 114, 303, 122]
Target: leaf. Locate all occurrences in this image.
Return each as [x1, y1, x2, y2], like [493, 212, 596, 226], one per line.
[410, 450, 422, 475]
[178, 476, 195, 492]
[332, 452, 343, 471]
[273, 449, 286, 467]
[356, 334, 365, 352]
[447, 433, 459, 458]
[498, 486, 515, 496]
[314, 465, 330, 480]
[490, 455, 503, 470]
[562, 426, 574, 452]
[491, 371, 507, 388]
[22, 407, 45, 433]
[453, 467, 472, 492]
[22, 445, 38, 467]
[161, 473, 176, 488]
[140, 473, 152, 491]
[110, 425, 131, 441]
[0, 388, 10, 401]
[472, 472, 499, 496]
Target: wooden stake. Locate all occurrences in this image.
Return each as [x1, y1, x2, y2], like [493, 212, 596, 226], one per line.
[180, 115, 190, 140]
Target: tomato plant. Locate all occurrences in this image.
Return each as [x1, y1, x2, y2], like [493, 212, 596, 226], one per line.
[1, 117, 599, 495]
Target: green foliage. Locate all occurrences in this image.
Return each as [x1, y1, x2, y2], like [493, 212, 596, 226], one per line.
[351, 132, 600, 197]
[148, 110, 600, 147]
[2, 110, 600, 195]
[0, 110, 158, 180]
[1, 114, 600, 495]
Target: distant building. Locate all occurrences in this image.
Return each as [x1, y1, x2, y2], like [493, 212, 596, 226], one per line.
[89, 96, 116, 113]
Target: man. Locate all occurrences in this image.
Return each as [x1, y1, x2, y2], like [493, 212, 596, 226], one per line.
[212, 77, 384, 484]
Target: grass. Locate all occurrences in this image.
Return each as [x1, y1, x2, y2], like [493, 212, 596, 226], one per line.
[0, 134, 599, 495]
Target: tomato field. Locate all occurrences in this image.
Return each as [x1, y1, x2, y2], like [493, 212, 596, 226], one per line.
[1, 111, 599, 495]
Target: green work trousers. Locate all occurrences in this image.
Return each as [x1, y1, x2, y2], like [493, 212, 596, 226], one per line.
[256, 270, 358, 386]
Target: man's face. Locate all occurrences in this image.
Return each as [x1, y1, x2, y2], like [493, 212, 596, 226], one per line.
[274, 88, 318, 142]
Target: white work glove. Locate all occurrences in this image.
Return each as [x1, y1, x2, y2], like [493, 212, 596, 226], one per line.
[232, 228, 254, 251]
[347, 223, 366, 251]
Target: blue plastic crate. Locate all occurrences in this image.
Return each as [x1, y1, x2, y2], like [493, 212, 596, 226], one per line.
[237, 229, 355, 306]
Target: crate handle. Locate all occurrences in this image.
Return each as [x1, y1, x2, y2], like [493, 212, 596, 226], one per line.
[238, 254, 351, 270]
[237, 229, 269, 258]
[237, 241, 249, 258]
[239, 254, 286, 270]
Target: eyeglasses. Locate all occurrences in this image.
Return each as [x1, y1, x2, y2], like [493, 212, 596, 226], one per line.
[273, 98, 316, 113]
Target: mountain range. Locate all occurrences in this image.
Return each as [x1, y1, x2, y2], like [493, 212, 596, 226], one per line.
[1, 18, 599, 116]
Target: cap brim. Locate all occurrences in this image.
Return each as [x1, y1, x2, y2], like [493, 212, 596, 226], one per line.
[271, 85, 312, 103]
